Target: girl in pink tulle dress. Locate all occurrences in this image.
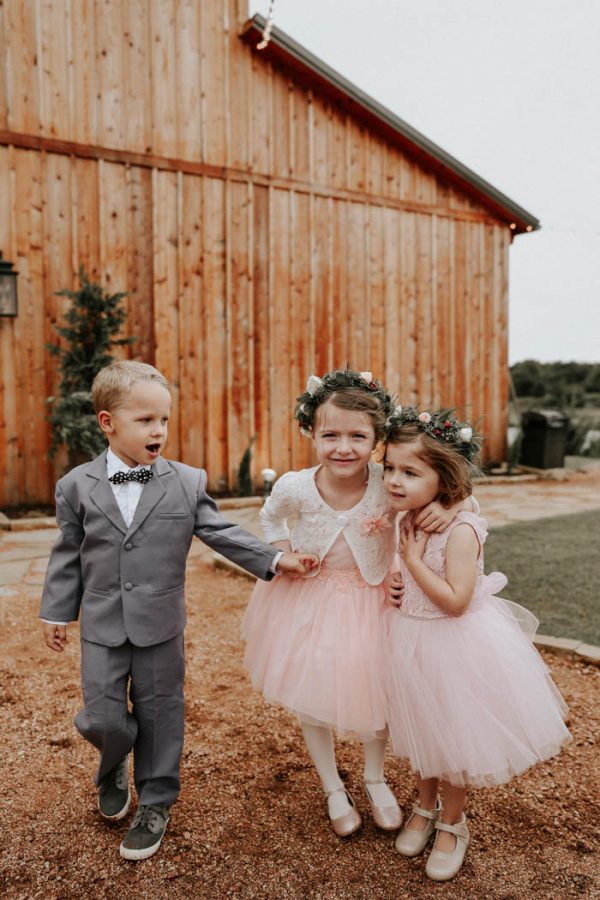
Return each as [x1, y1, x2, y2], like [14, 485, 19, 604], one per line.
[242, 370, 465, 839]
[381, 407, 571, 882]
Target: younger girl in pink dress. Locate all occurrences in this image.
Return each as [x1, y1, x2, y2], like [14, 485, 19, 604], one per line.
[242, 371, 462, 838]
[381, 407, 571, 882]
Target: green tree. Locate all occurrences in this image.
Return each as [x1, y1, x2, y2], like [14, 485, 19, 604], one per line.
[47, 269, 134, 467]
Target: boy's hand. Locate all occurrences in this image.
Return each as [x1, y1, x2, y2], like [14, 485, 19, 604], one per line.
[400, 522, 429, 567]
[415, 500, 454, 533]
[276, 551, 319, 577]
[43, 622, 68, 652]
[386, 571, 405, 607]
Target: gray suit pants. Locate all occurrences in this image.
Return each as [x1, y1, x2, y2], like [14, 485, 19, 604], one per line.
[75, 633, 185, 807]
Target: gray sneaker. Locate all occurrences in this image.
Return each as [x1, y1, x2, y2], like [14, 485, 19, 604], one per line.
[119, 804, 170, 861]
[98, 755, 130, 820]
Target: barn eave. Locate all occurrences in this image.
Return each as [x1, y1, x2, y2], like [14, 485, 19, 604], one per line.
[242, 14, 540, 236]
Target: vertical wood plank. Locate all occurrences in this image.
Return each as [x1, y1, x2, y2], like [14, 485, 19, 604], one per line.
[271, 71, 291, 178]
[383, 206, 402, 399]
[123, 0, 151, 154]
[312, 193, 332, 376]
[347, 119, 366, 192]
[178, 172, 205, 467]
[0, 146, 20, 503]
[453, 219, 466, 411]
[4, 0, 40, 133]
[251, 184, 270, 477]
[269, 187, 291, 476]
[200, 0, 226, 165]
[368, 203, 386, 380]
[69, 0, 97, 145]
[202, 176, 228, 486]
[331, 198, 348, 369]
[95, 0, 124, 147]
[434, 214, 452, 407]
[43, 152, 73, 490]
[347, 201, 367, 368]
[290, 85, 310, 182]
[150, 0, 178, 157]
[399, 211, 417, 403]
[39, 0, 71, 137]
[415, 213, 434, 407]
[289, 190, 312, 470]
[152, 168, 180, 459]
[227, 179, 253, 486]
[126, 165, 154, 360]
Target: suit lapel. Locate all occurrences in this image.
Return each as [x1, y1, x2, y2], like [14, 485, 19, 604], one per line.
[87, 451, 128, 534]
[124, 456, 170, 540]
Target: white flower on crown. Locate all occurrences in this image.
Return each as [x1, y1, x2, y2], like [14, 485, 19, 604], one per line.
[418, 412, 431, 423]
[394, 405, 402, 415]
[459, 426, 473, 442]
[306, 375, 323, 395]
[300, 426, 313, 438]
[360, 371, 373, 383]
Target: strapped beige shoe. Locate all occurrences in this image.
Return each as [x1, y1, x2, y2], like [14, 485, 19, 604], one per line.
[326, 788, 362, 838]
[364, 780, 403, 831]
[425, 813, 470, 881]
[394, 798, 441, 857]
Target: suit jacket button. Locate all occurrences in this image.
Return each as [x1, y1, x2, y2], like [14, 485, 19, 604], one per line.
[124, 582, 133, 591]
[124, 543, 133, 551]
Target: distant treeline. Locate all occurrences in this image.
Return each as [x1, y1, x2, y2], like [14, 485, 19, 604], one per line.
[511, 360, 600, 407]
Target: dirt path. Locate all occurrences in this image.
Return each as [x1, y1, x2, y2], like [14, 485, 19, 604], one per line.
[1, 554, 599, 899]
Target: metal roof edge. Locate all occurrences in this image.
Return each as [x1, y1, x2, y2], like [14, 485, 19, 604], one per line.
[243, 14, 540, 234]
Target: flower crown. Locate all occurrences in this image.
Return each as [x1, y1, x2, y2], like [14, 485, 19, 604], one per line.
[295, 369, 395, 436]
[384, 405, 481, 462]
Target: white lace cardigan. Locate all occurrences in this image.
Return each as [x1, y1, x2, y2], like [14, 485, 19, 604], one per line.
[259, 461, 395, 586]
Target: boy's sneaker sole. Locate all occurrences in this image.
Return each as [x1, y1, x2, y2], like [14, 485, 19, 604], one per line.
[119, 825, 168, 860]
[119, 804, 170, 861]
[98, 788, 131, 821]
[98, 755, 131, 820]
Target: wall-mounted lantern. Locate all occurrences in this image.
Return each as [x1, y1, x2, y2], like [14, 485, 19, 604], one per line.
[0, 252, 18, 316]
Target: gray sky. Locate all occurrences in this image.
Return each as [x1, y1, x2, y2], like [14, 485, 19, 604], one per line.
[250, 0, 600, 364]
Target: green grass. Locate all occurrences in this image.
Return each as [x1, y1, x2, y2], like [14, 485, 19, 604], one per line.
[485, 509, 600, 646]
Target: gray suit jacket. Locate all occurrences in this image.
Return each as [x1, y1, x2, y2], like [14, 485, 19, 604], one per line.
[40, 451, 277, 648]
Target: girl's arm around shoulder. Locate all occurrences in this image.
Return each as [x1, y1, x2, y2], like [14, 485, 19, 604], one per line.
[401, 521, 479, 616]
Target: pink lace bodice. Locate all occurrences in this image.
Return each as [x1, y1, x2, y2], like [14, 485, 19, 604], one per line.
[396, 511, 488, 619]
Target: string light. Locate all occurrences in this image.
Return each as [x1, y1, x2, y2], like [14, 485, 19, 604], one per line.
[257, 1, 275, 50]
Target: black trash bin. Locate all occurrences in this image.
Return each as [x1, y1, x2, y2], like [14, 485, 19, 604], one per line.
[519, 409, 569, 469]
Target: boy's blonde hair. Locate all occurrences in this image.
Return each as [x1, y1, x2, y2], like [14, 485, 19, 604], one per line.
[92, 360, 170, 413]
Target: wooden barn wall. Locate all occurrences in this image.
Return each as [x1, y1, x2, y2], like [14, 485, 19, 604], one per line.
[0, 0, 510, 503]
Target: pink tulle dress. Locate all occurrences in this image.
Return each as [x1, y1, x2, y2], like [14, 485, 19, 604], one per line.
[242, 533, 388, 740]
[382, 511, 571, 788]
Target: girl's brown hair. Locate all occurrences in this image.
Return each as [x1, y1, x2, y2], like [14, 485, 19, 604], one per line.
[315, 389, 389, 442]
[385, 423, 481, 507]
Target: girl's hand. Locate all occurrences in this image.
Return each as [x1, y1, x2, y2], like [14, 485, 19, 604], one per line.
[415, 500, 454, 533]
[386, 571, 405, 607]
[277, 551, 319, 578]
[400, 522, 429, 566]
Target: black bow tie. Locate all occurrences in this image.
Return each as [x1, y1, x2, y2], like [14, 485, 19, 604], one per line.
[109, 469, 154, 485]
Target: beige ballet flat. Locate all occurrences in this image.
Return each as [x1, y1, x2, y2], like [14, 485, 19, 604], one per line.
[326, 788, 362, 838]
[395, 798, 441, 857]
[425, 813, 470, 881]
[364, 780, 403, 831]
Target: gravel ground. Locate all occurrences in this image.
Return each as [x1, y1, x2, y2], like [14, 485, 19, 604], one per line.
[1, 555, 599, 900]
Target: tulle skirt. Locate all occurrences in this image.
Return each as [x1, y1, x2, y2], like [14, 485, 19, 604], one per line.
[382, 593, 572, 787]
[241, 566, 388, 740]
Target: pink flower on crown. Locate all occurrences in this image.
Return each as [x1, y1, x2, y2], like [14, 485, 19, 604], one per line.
[361, 513, 392, 536]
[359, 371, 373, 383]
[418, 412, 431, 423]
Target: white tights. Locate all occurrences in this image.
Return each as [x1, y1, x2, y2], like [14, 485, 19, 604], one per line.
[300, 722, 394, 818]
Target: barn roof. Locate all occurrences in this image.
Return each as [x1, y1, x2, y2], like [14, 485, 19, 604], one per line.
[242, 15, 540, 236]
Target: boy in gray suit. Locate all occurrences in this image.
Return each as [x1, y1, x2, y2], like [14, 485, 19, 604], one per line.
[40, 360, 312, 860]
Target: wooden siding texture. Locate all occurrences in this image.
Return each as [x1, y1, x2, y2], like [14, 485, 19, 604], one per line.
[0, 0, 510, 503]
